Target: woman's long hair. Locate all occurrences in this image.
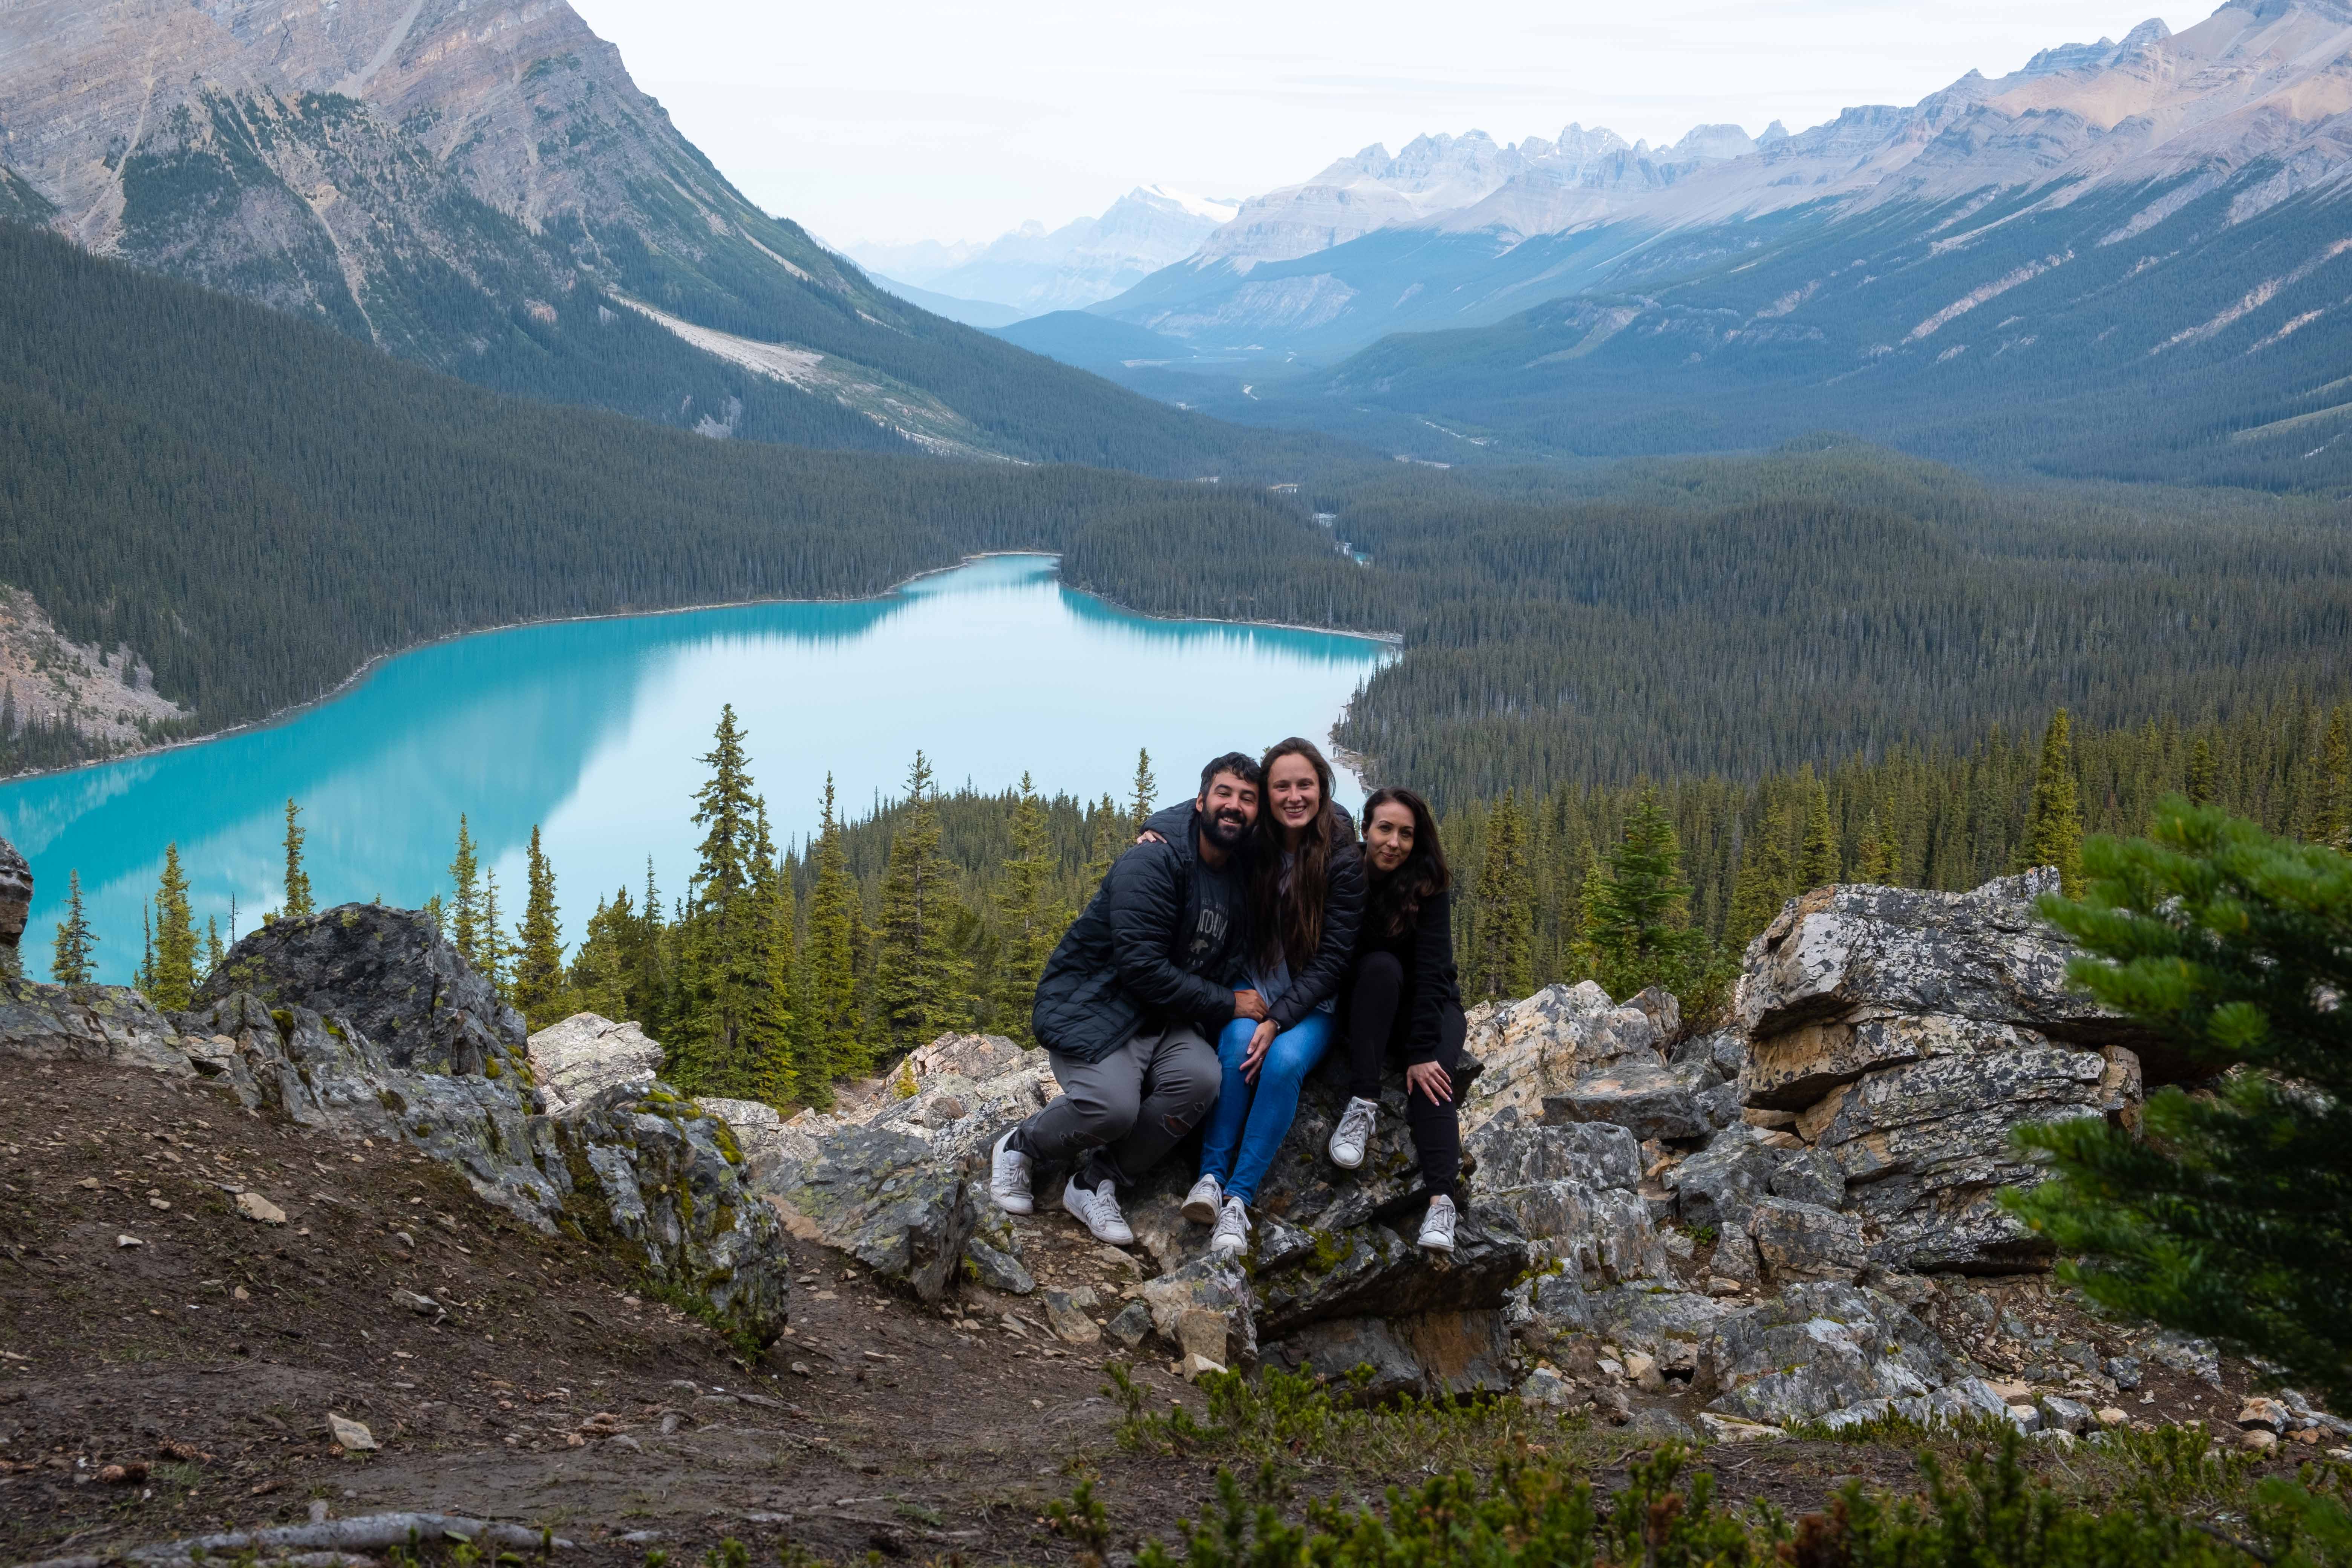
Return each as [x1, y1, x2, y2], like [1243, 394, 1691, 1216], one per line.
[1362, 787, 1450, 939]
[1253, 737, 1343, 972]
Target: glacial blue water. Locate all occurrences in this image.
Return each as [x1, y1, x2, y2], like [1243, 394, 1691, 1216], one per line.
[0, 555, 1393, 983]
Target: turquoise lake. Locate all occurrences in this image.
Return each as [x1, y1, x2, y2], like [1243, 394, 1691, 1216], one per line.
[0, 555, 1394, 984]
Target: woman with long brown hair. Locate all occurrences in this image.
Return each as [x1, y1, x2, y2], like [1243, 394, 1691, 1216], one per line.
[1145, 737, 1364, 1257]
[1326, 786, 1469, 1254]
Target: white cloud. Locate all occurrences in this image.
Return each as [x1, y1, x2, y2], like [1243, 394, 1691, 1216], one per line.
[572, 0, 2193, 245]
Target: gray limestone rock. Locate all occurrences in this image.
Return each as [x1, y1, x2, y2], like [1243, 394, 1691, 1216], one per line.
[0, 979, 191, 1076]
[1253, 1205, 1530, 1338]
[963, 1231, 1036, 1295]
[1478, 1178, 1665, 1286]
[0, 835, 28, 975]
[1264, 1309, 1515, 1400]
[1664, 1125, 1780, 1234]
[1700, 1283, 1953, 1424]
[760, 1123, 977, 1304]
[1818, 1376, 2015, 1433]
[199, 904, 524, 1075]
[1544, 1061, 1709, 1142]
[1459, 982, 1673, 1132]
[1106, 1300, 1154, 1348]
[1747, 1197, 1866, 1285]
[528, 1013, 664, 1115]
[1140, 1256, 1257, 1367]
[1768, 1148, 1845, 1209]
[1466, 1111, 1643, 1192]
[1585, 1285, 1733, 1364]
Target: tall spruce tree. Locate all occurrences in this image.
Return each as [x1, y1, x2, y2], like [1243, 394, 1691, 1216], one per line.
[51, 869, 94, 984]
[1585, 788, 1700, 1000]
[872, 752, 972, 1053]
[1857, 811, 1900, 884]
[755, 830, 803, 1107]
[2318, 707, 2351, 851]
[2186, 736, 2219, 806]
[204, 916, 224, 974]
[512, 825, 567, 1029]
[1798, 781, 1841, 889]
[802, 777, 865, 1083]
[1129, 749, 1158, 835]
[671, 706, 771, 1094]
[990, 771, 1062, 1044]
[477, 870, 508, 997]
[449, 816, 483, 965]
[2019, 709, 2086, 895]
[149, 843, 198, 1010]
[1468, 790, 1535, 1001]
[280, 798, 314, 919]
[1083, 792, 1128, 895]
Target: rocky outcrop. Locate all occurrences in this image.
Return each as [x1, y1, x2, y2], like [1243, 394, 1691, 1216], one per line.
[764, 1124, 978, 1305]
[3, 906, 790, 1346]
[1731, 872, 2150, 1272]
[199, 904, 525, 1076]
[530, 1012, 665, 1115]
[1461, 982, 1680, 1128]
[0, 836, 29, 976]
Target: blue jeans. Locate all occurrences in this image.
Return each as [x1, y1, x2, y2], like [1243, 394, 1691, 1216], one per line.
[1197, 1012, 1333, 1205]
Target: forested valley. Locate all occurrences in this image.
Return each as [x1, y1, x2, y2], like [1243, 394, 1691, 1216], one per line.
[85, 694, 2350, 1115]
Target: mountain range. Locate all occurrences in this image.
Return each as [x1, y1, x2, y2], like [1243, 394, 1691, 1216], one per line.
[844, 185, 1236, 323]
[992, 0, 2352, 487]
[0, 0, 1330, 478]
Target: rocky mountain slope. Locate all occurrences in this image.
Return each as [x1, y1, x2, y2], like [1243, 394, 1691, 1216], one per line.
[0, 0, 1318, 475]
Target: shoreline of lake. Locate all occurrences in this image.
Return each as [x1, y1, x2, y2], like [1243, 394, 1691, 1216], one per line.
[4, 553, 1403, 787]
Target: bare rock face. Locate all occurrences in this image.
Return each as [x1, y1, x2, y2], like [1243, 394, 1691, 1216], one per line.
[529, 1013, 665, 1115]
[0, 835, 29, 976]
[1731, 871, 2152, 1273]
[1460, 981, 1677, 1129]
[199, 905, 524, 1076]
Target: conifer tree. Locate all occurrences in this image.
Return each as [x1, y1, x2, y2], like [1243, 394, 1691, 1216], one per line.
[280, 798, 314, 919]
[1083, 792, 1128, 895]
[1798, 782, 1840, 889]
[2318, 707, 2351, 851]
[2018, 709, 2086, 895]
[872, 751, 972, 1053]
[756, 843, 803, 1107]
[565, 890, 630, 1023]
[631, 861, 671, 1037]
[1726, 796, 1795, 946]
[149, 843, 198, 1010]
[1129, 748, 1158, 834]
[477, 870, 508, 997]
[2186, 736, 2218, 806]
[1857, 811, 1900, 884]
[990, 772, 1062, 1044]
[204, 916, 224, 974]
[512, 825, 567, 1030]
[1467, 790, 1534, 1001]
[137, 905, 154, 994]
[51, 870, 94, 985]
[803, 778, 864, 1083]
[1585, 789, 1700, 1000]
[668, 707, 772, 1094]
[449, 816, 482, 965]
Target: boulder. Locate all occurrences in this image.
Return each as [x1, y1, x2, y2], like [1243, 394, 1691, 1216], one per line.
[199, 905, 524, 1075]
[1467, 1110, 1643, 1191]
[0, 835, 28, 975]
[759, 1123, 977, 1304]
[1746, 1197, 1866, 1285]
[1817, 1377, 2016, 1433]
[693, 1097, 795, 1185]
[1264, 1309, 1515, 1399]
[1460, 982, 1674, 1132]
[1768, 1148, 1845, 1210]
[1585, 1285, 1733, 1365]
[962, 1211, 1035, 1294]
[1735, 873, 2127, 1043]
[1140, 1256, 1257, 1368]
[528, 1014, 665, 1115]
[1699, 1282, 1953, 1424]
[1664, 1125, 1780, 1234]
[1544, 1061, 1710, 1142]
[0, 979, 192, 1076]
[1253, 1205, 1530, 1338]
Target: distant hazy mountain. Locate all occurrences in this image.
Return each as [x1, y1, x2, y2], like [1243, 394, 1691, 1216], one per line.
[866, 276, 1031, 330]
[0, 0, 1322, 477]
[844, 187, 1236, 316]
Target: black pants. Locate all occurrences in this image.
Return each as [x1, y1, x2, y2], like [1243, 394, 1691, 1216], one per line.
[1344, 951, 1467, 1202]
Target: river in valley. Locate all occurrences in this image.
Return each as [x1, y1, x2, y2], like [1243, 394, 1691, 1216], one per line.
[0, 555, 1394, 985]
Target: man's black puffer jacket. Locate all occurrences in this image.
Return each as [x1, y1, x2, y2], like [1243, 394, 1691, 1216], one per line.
[1140, 800, 1364, 1032]
[1029, 807, 1251, 1064]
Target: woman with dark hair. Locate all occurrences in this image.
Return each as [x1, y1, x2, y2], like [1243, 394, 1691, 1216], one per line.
[1327, 786, 1469, 1255]
[1146, 737, 1364, 1257]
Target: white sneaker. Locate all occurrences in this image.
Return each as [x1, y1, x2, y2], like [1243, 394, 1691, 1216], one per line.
[1328, 1096, 1379, 1170]
[1062, 1177, 1135, 1246]
[1182, 1172, 1224, 1225]
[1209, 1196, 1251, 1257]
[1417, 1193, 1458, 1255]
[989, 1132, 1033, 1215]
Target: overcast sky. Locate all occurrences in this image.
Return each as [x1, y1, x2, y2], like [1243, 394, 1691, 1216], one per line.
[569, 0, 2194, 248]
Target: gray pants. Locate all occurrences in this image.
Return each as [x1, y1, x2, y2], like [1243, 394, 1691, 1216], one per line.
[1014, 1024, 1220, 1190]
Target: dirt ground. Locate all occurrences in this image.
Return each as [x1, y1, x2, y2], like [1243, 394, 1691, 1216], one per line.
[0, 1055, 2314, 1568]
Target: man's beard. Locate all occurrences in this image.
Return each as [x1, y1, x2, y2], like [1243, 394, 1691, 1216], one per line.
[1200, 807, 1251, 850]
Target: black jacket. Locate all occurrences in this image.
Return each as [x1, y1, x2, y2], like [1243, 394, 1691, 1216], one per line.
[1354, 885, 1464, 1065]
[1142, 801, 1365, 1032]
[1029, 807, 1252, 1063]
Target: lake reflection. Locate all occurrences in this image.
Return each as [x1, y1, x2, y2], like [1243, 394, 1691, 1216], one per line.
[0, 555, 1393, 982]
